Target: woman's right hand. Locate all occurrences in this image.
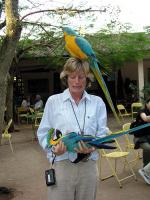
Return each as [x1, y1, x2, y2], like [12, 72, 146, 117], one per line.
[52, 140, 67, 156]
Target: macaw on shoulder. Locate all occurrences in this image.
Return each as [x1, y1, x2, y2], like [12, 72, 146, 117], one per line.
[63, 27, 120, 123]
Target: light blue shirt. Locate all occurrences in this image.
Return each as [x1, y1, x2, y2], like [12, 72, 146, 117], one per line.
[37, 88, 109, 163]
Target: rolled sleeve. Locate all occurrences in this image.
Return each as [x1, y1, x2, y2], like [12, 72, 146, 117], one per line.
[37, 98, 53, 151]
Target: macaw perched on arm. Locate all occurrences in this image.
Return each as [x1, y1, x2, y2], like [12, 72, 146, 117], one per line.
[63, 27, 120, 123]
[47, 128, 116, 152]
[47, 123, 150, 153]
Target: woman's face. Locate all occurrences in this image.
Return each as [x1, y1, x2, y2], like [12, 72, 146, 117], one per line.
[67, 69, 86, 96]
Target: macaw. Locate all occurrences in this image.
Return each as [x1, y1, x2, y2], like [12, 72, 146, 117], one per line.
[47, 128, 116, 152]
[47, 123, 150, 152]
[63, 27, 120, 123]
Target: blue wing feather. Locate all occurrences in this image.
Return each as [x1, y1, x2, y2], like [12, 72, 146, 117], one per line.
[75, 36, 104, 68]
[75, 36, 96, 57]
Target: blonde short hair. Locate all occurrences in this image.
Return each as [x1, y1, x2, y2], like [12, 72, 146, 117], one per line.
[60, 57, 94, 87]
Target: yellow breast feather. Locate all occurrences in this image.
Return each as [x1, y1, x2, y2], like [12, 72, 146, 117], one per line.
[65, 35, 88, 59]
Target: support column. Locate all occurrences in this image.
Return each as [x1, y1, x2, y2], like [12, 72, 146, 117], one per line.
[138, 59, 144, 100]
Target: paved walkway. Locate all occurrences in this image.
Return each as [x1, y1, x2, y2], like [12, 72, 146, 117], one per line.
[0, 115, 149, 200]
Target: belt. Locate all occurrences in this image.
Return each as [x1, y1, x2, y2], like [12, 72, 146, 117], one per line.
[72, 153, 90, 163]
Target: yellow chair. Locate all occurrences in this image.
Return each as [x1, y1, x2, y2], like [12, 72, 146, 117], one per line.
[29, 107, 35, 115]
[122, 123, 142, 165]
[131, 102, 143, 119]
[1, 119, 14, 153]
[28, 107, 35, 121]
[99, 134, 137, 188]
[29, 107, 43, 126]
[35, 112, 43, 126]
[17, 106, 28, 124]
[30, 108, 43, 140]
[117, 104, 131, 121]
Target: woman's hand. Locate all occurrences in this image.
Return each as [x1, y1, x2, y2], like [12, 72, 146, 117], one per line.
[52, 140, 67, 156]
[74, 141, 95, 154]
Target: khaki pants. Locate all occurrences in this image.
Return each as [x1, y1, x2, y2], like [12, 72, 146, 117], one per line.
[134, 137, 150, 166]
[47, 159, 99, 200]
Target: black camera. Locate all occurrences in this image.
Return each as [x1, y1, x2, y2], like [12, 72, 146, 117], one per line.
[45, 168, 56, 186]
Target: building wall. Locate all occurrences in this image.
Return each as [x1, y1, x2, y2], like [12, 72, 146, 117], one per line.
[121, 59, 150, 100]
[143, 59, 150, 83]
[15, 58, 150, 107]
[121, 61, 138, 83]
[21, 71, 55, 105]
[122, 59, 150, 84]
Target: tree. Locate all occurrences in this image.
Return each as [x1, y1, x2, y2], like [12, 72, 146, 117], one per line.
[1, 0, 149, 132]
[0, 0, 21, 134]
[0, 0, 107, 133]
[0, 0, 106, 195]
[85, 22, 150, 101]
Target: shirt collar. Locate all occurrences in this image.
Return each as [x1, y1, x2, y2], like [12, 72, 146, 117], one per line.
[62, 88, 91, 102]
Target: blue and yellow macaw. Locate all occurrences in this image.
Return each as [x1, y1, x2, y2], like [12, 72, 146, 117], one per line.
[47, 123, 150, 153]
[47, 128, 116, 152]
[63, 27, 120, 123]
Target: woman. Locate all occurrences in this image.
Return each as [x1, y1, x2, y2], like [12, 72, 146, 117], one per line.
[133, 98, 150, 166]
[37, 57, 109, 200]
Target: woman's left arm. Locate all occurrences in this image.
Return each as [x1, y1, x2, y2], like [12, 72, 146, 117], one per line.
[96, 99, 109, 138]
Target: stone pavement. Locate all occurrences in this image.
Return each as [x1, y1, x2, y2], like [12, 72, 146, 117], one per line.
[0, 115, 149, 200]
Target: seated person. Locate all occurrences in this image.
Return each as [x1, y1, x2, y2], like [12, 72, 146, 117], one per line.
[133, 98, 150, 166]
[34, 94, 43, 111]
[21, 96, 30, 111]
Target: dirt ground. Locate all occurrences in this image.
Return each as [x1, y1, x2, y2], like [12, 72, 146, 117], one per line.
[0, 115, 149, 200]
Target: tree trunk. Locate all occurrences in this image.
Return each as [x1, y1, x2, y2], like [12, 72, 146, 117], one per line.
[0, 0, 21, 134]
[5, 74, 14, 131]
[0, 77, 7, 133]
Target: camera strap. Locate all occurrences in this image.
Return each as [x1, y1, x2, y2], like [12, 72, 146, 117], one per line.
[50, 153, 56, 169]
[69, 99, 86, 135]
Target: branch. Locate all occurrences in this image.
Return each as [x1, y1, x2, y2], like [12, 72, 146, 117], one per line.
[14, 41, 63, 61]
[39, 24, 55, 37]
[23, 21, 60, 28]
[21, 8, 106, 21]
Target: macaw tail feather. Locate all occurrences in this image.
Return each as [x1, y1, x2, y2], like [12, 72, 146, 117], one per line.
[89, 143, 116, 149]
[90, 59, 120, 123]
[97, 62, 111, 77]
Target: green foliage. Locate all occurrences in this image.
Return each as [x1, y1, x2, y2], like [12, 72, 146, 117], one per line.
[1, 1, 149, 73]
[16, 29, 64, 59]
[16, 30, 65, 69]
[15, 24, 150, 73]
[86, 29, 150, 72]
